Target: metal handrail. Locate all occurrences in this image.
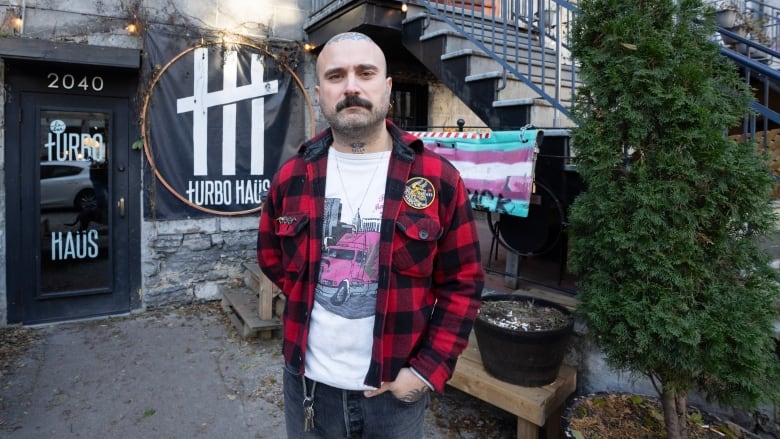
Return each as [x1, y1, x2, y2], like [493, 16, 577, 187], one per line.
[308, 0, 780, 143]
[415, 0, 580, 125]
[413, 0, 780, 140]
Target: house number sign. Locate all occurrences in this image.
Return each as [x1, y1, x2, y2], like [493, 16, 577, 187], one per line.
[47, 72, 105, 92]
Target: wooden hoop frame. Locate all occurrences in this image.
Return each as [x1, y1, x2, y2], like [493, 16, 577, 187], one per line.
[140, 41, 315, 216]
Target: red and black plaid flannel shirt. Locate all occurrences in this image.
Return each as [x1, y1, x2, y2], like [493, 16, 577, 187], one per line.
[257, 119, 484, 393]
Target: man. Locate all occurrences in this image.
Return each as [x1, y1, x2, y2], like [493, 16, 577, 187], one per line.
[257, 32, 484, 438]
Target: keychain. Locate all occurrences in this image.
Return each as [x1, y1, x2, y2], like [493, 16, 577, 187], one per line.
[302, 376, 317, 432]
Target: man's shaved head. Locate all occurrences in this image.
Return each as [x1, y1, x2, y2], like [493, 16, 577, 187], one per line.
[316, 32, 387, 81]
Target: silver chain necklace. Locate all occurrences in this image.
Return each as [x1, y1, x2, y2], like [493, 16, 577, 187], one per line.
[333, 153, 386, 218]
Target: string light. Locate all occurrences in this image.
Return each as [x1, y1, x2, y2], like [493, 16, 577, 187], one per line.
[303, 42, 315, 52]
[125, 12, 141, 35]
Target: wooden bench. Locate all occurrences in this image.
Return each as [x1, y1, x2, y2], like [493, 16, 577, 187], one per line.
[221, 263, 283, 339]
[448, 332, 577, 439]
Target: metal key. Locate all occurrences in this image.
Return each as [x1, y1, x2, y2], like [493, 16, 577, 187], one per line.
[303, 396, 314, 432]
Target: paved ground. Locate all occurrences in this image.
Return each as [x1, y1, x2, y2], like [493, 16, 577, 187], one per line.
[0, 302, 518, 439]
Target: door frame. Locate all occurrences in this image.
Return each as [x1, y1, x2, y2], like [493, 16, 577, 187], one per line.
[4, 60, 142, 324]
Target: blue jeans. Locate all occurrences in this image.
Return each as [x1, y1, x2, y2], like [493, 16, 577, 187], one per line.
[283, 364, 428, 438]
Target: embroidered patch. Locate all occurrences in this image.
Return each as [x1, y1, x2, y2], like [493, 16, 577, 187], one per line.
[403, 177, 436, 209]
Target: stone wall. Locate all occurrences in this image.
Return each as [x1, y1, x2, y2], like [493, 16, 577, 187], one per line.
[141, 216, 260, 307]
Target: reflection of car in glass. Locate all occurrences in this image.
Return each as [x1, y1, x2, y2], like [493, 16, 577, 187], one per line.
[40, 160, 96, 210]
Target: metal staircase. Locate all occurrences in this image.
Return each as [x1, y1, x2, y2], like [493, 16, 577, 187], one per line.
[401, 0, 579, 130]
[403, 0, 780, 131]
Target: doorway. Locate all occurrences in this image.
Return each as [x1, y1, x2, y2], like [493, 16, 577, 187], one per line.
[389, 83, 428, 131]
[5, 62, 140, 324]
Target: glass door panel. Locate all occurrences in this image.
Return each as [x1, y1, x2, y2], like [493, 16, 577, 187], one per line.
[38, 111, 111, 297]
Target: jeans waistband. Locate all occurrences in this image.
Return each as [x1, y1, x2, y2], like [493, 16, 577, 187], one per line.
[286, 363, 368, 397]
[303, 375, 367, 397]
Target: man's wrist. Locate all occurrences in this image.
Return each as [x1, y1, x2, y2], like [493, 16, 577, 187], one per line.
[409, 367, 434, 391]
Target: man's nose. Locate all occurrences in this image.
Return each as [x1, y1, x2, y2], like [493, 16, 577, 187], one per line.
[344, 73, 361, 94]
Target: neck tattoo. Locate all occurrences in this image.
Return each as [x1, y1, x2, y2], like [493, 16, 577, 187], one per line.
[350, 142, 366, 153]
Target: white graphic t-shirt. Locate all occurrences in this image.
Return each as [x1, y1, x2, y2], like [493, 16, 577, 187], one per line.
[305, 148, 391, 390]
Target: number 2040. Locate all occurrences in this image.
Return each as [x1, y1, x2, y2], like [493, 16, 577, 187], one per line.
[47, 73, 104, 91]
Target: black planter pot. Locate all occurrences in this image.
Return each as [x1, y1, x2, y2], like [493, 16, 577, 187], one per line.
[473, 294, 574, 387]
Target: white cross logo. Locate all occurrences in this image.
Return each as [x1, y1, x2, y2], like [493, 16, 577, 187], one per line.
[177, 47, 278, 176]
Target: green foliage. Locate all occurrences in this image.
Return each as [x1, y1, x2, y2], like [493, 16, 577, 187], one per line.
[568, 0, 780, 421]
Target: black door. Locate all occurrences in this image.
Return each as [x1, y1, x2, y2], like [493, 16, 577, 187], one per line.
[6, 86, 136, 324]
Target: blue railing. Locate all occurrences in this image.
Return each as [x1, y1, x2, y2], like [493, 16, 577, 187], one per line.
[718, 28, 780, 147]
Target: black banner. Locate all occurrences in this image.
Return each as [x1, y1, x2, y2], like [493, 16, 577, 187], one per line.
[142, 28, 306, 218]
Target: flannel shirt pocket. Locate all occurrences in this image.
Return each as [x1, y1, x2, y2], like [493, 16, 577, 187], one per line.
[273, 212, 309, 277]
[392, 213, 442, 278]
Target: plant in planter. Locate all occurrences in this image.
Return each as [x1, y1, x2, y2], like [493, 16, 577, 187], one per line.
[473, 294, 574, 387]
[713, 2, 770, 48]
[567, 0, 780, 438]
[737, 13, 770, 48]
[715, 2, 739, 29]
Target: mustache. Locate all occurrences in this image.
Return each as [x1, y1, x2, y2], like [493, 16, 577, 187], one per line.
[336, 95, 373, 112]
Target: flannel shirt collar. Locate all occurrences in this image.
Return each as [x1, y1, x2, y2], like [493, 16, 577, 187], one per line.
[298, 119, 423, 163]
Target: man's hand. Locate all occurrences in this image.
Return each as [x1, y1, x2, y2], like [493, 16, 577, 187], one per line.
[363, 367, 430, 402]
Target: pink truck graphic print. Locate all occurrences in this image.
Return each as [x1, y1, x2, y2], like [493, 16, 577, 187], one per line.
[320, 229, 379, 306]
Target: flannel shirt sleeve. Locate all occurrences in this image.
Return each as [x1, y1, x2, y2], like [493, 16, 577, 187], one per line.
[256, 168, 286, 292]
[408, 175, 484, 392]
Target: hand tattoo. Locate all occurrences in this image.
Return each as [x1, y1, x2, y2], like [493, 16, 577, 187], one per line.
[350, 142, 366, 153]
[398, 387, 429, 403]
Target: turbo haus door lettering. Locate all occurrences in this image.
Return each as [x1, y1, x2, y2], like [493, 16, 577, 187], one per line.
[39, 113, 111, 294]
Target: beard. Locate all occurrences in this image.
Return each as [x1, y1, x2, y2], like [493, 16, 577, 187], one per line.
[323, 94, 390, 140]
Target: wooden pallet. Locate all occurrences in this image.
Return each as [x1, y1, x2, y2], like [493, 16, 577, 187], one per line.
[448, 332, 577, 439]
[221, 289, 281, 339]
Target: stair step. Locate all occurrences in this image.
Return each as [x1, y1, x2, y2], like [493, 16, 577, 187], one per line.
[418, 20, 559, 59]
[406, 6, 563, 56]
[406, 3, 539, 35]
[465, 71, 576, 104]
[419, 28, 481, 52]
[445, 50, 577, 80]
[221, 288, 281, 340]
[494, 98, 577, 128]
[466, 70, 578, 88]
[442, 47, 577, 70]
[242, 261, 285, 320]
[243, 261, 263, 291]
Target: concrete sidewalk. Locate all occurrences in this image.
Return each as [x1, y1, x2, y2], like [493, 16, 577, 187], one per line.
[0, 302, 515, 439]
